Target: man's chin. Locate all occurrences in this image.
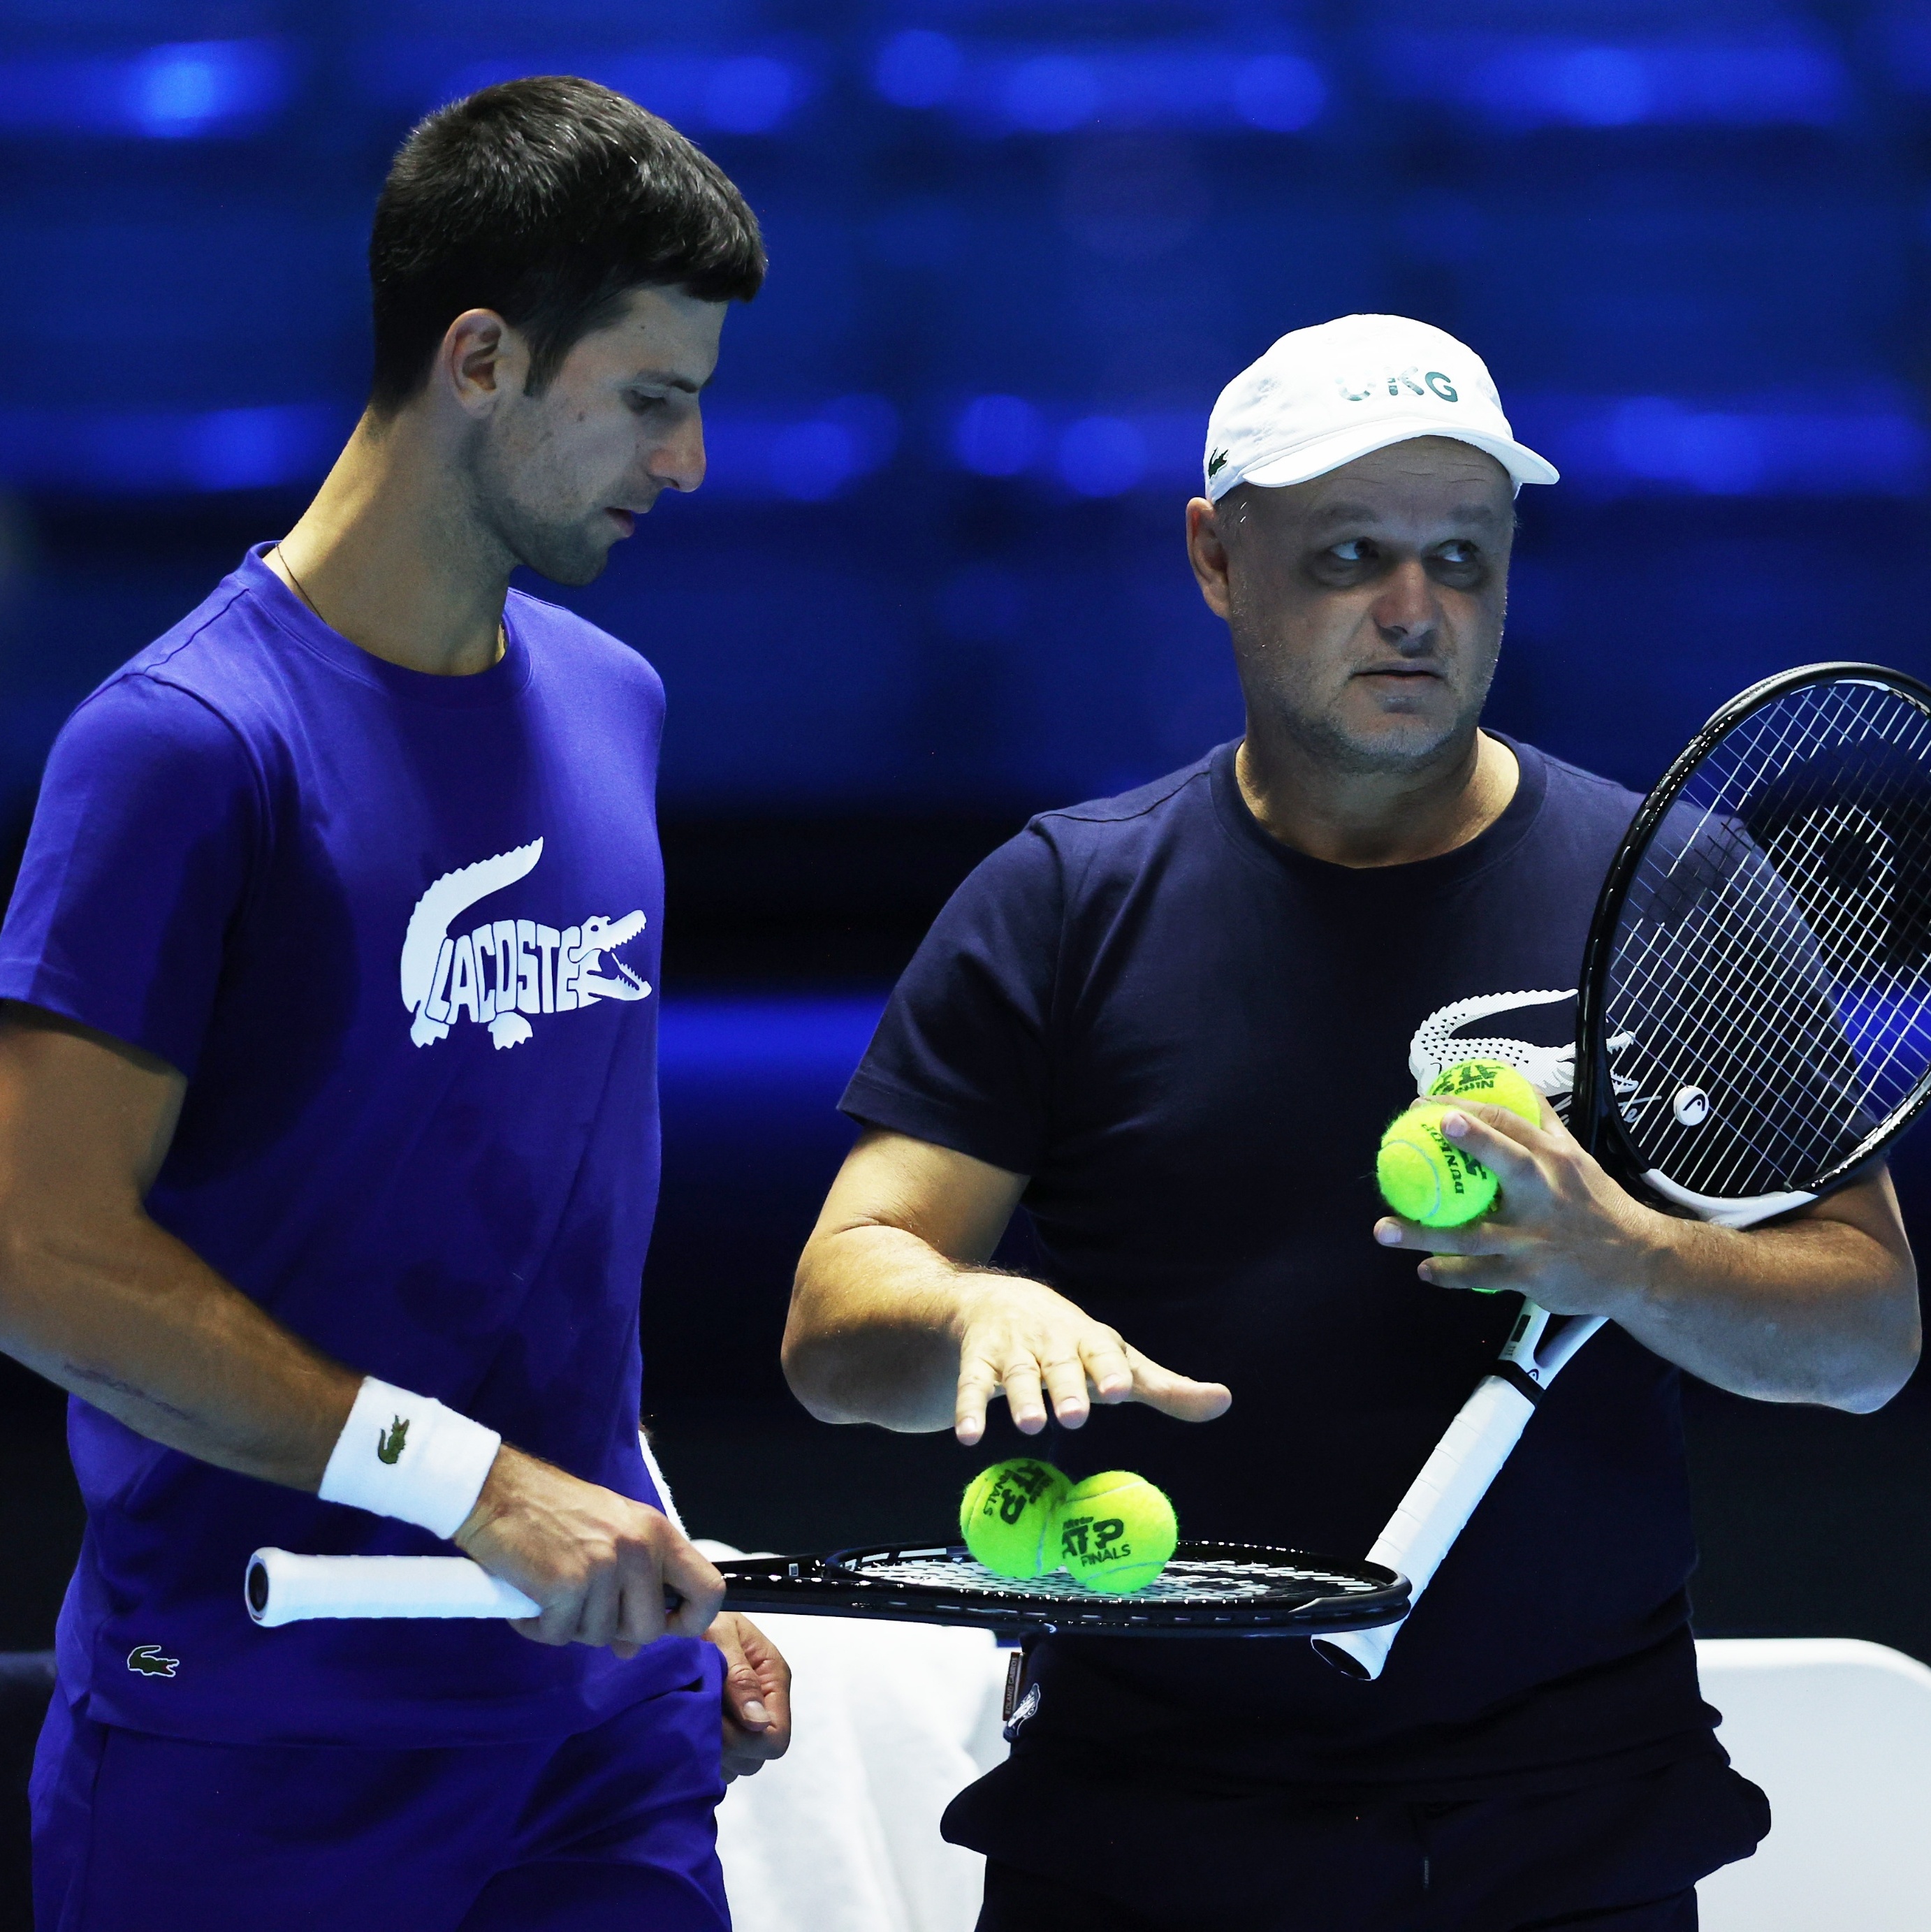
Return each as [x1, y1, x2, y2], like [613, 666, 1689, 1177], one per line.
[514, 532, 615, 589]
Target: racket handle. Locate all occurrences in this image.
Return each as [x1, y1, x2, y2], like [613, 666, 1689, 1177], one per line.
[1314, 1373, 1537, 1681]
[246, 1549, 539, 1627]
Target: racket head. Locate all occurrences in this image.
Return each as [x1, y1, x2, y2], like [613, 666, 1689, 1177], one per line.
[717, 1542, 1408, 1637]
[1573, 662, 1931, 1221]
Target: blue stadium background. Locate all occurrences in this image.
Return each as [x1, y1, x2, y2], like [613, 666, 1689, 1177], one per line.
[5, 0, 1931, 1718]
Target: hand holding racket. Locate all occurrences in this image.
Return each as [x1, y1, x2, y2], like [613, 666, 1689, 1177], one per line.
[1320, 663, 1931, 1679]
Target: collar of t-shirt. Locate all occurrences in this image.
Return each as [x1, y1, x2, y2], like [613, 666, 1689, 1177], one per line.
[1207, 733, 1550, 906]
[238, 542, 534, 709]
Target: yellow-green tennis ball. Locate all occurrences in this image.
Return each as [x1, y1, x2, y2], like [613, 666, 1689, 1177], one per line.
[1377, 1106, 1496, 1229]
[959, 1458, 1070, 1579]
[1426, 1058, 1543, 1127]
[1056, 1471, 1178, 1594]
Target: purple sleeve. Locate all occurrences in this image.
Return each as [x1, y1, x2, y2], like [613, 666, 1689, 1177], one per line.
[0, 675, 258, 1077]
[839, 824, 1063, 1176]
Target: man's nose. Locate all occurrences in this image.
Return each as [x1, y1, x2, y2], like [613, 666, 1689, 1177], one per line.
[1371, 558, 1437, 646]
[649, 411, 707, 494]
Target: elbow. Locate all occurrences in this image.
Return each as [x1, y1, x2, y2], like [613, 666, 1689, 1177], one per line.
[1825, 1267, 1921, 1414]
[780, 1259, 851, 1425]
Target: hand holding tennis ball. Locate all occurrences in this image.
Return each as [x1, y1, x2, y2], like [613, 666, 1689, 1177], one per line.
[1377, 1059, 1545, 1231]
[1055, 1471, 1178, 1594]
[959, 1458, 1072, 1579]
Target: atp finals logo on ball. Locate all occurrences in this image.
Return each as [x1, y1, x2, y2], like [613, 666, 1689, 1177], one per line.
[399, 838, 652, 1052]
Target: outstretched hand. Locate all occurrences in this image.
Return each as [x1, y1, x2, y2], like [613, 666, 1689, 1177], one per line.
[950, 1275, 1231, 1446]
[1371, 1097, 1663, 1317]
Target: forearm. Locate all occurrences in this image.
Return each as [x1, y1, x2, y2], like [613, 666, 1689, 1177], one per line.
[783, 1224, 993, 1430]
[0, 1207, 358, 1486]
[1610, 1208, 1918, 1412]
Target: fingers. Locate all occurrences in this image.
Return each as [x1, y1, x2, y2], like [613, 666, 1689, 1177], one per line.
[655, 1526, 725, 1641]
[1435, 1106, 1541, 1187]
[954, 1350, 999, 1446]
[1417, 1252, 1519, 1293]
[708, 1612, 793, 1779]
[1040, 1352, 1093, 1428]
[999, 1356, 1049, 1435]
[1373, 1214, 1514, 1256]
[1079, 1333, 1135, 1407]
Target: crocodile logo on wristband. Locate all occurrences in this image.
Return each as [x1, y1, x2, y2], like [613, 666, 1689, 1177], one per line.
[377, 1416, 410, 1465]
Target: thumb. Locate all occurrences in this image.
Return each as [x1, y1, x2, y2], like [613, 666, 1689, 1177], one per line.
[1129, 1351, 1232, 1422]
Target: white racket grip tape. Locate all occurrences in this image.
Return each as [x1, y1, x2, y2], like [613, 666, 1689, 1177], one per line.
[246, 1550, 538, 1627]
[1317, 1374, 1538, 1681]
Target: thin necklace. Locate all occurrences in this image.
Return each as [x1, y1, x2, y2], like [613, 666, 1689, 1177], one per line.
[275, 545, 323, 621]
[272, 545, 505, 663]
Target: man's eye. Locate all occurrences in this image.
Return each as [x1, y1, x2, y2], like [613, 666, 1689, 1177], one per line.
[627, 393, 669, 415]
[1329, 539, 1371, 564]
[1435, 541, 1479, 567]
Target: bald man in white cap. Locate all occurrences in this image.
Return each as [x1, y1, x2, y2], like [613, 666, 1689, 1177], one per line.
[782, 316, 1915, 1930]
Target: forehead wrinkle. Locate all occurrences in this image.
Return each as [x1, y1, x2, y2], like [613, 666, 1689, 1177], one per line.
[1299, 497, 1508, 532]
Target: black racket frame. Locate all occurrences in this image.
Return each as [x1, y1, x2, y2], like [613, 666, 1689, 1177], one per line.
[1571, 660, 1931, 1207]
[717, 1542, 1410, 1638]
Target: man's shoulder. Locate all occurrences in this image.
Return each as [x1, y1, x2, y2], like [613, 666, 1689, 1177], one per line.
[1030, 747, 1221, 842]
[505, 590, 664, 708]
[1515, 740, 1645, 842]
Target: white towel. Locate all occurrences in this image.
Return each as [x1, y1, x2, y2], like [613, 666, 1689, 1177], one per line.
[700, 1544, 1010, 1932]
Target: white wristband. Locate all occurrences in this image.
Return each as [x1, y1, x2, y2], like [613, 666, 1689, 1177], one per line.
[319, 1377, 502, 1540]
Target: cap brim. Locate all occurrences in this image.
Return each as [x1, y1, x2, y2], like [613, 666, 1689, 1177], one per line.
[1216, 420, 1559, 499]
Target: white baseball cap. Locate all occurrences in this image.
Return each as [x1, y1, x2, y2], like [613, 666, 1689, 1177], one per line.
[1202, 314, 1557, 502]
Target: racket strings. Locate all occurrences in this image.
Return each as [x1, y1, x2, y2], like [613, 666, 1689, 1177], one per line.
[837, 1551, 1382, 1604]
[1604, 679, 1931, 1201]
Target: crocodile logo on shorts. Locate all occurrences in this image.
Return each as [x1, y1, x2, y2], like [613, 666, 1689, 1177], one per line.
[126, 1644, 180, 1678]
[377, 1416, 409, 1465]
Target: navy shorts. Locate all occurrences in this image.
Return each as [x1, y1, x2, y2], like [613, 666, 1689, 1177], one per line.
[955, 1748, 1770, 1932]
[31, 1652, 729, 1932]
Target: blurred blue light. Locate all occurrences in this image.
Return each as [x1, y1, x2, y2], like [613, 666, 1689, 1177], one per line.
[875, 30, 963, 109]
[1004, 54, 1100, 133]
[1232, 54, 1326, 133]
[697, 397, 899, 502]
[954, 396, 1044, 476]
[0, 402, 339, 493]
[701, 55, 795, 135]
[0, 39, 288, 139]
[372, 46, 810, 137]
[1387, 33, 1848, 129]
[1058, 416, 1147, 496]
[940, 44, 1327, 136]
[1515, 395, 1928, 497]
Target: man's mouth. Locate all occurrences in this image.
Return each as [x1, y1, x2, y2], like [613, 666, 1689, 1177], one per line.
[606, 508, 637, 536]
[1356, 664, 1439, 680]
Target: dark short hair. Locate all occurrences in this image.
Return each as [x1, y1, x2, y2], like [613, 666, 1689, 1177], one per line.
[367, 75, 766, 414]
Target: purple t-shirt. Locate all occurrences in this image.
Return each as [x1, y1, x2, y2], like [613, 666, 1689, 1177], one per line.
[0, 546, 692, 1747]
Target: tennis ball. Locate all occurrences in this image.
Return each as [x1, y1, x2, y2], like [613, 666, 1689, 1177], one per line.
[1056, 1471, 1178, 1595]
[959, 1458, 1071, 1579]
[1425, 1058, 1544, 1127]
[1377, 1106, 1496, 1229]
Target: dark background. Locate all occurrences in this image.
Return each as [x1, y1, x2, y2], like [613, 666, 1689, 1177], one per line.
[6, 4, 1931, 1879]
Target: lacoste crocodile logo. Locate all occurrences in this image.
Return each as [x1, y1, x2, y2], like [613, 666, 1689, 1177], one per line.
[1207, 447, 1229, 478]
[377, 1416, 409, 1465]
[126, 1644, 180, 1678]
[399, 838, 653, 1050]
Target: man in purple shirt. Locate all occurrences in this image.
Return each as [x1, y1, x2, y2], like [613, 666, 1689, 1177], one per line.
[0, 78, 789, 1930]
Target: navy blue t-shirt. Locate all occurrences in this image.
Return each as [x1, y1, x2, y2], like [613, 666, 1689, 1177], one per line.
[843, 737, 1720, 1798]
[0, 546, 693, 1747]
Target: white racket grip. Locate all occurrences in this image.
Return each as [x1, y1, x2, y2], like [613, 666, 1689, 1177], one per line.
[1318, 1374, 1538, 1681]
[247, 1550, 539, 1627]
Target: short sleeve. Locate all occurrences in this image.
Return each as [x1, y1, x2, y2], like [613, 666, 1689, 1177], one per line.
[0, 674, 258, 1077]
[840, 824, 1064, 1175]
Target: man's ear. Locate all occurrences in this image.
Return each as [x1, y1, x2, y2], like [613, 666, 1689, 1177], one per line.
[437, 309, 523, 418]
[1186, 495, 1234, 621]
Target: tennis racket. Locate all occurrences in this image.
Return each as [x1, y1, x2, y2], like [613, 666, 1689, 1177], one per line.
[1318, 661, 1931, 1680]
[246, 1542, 1408, 1639]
